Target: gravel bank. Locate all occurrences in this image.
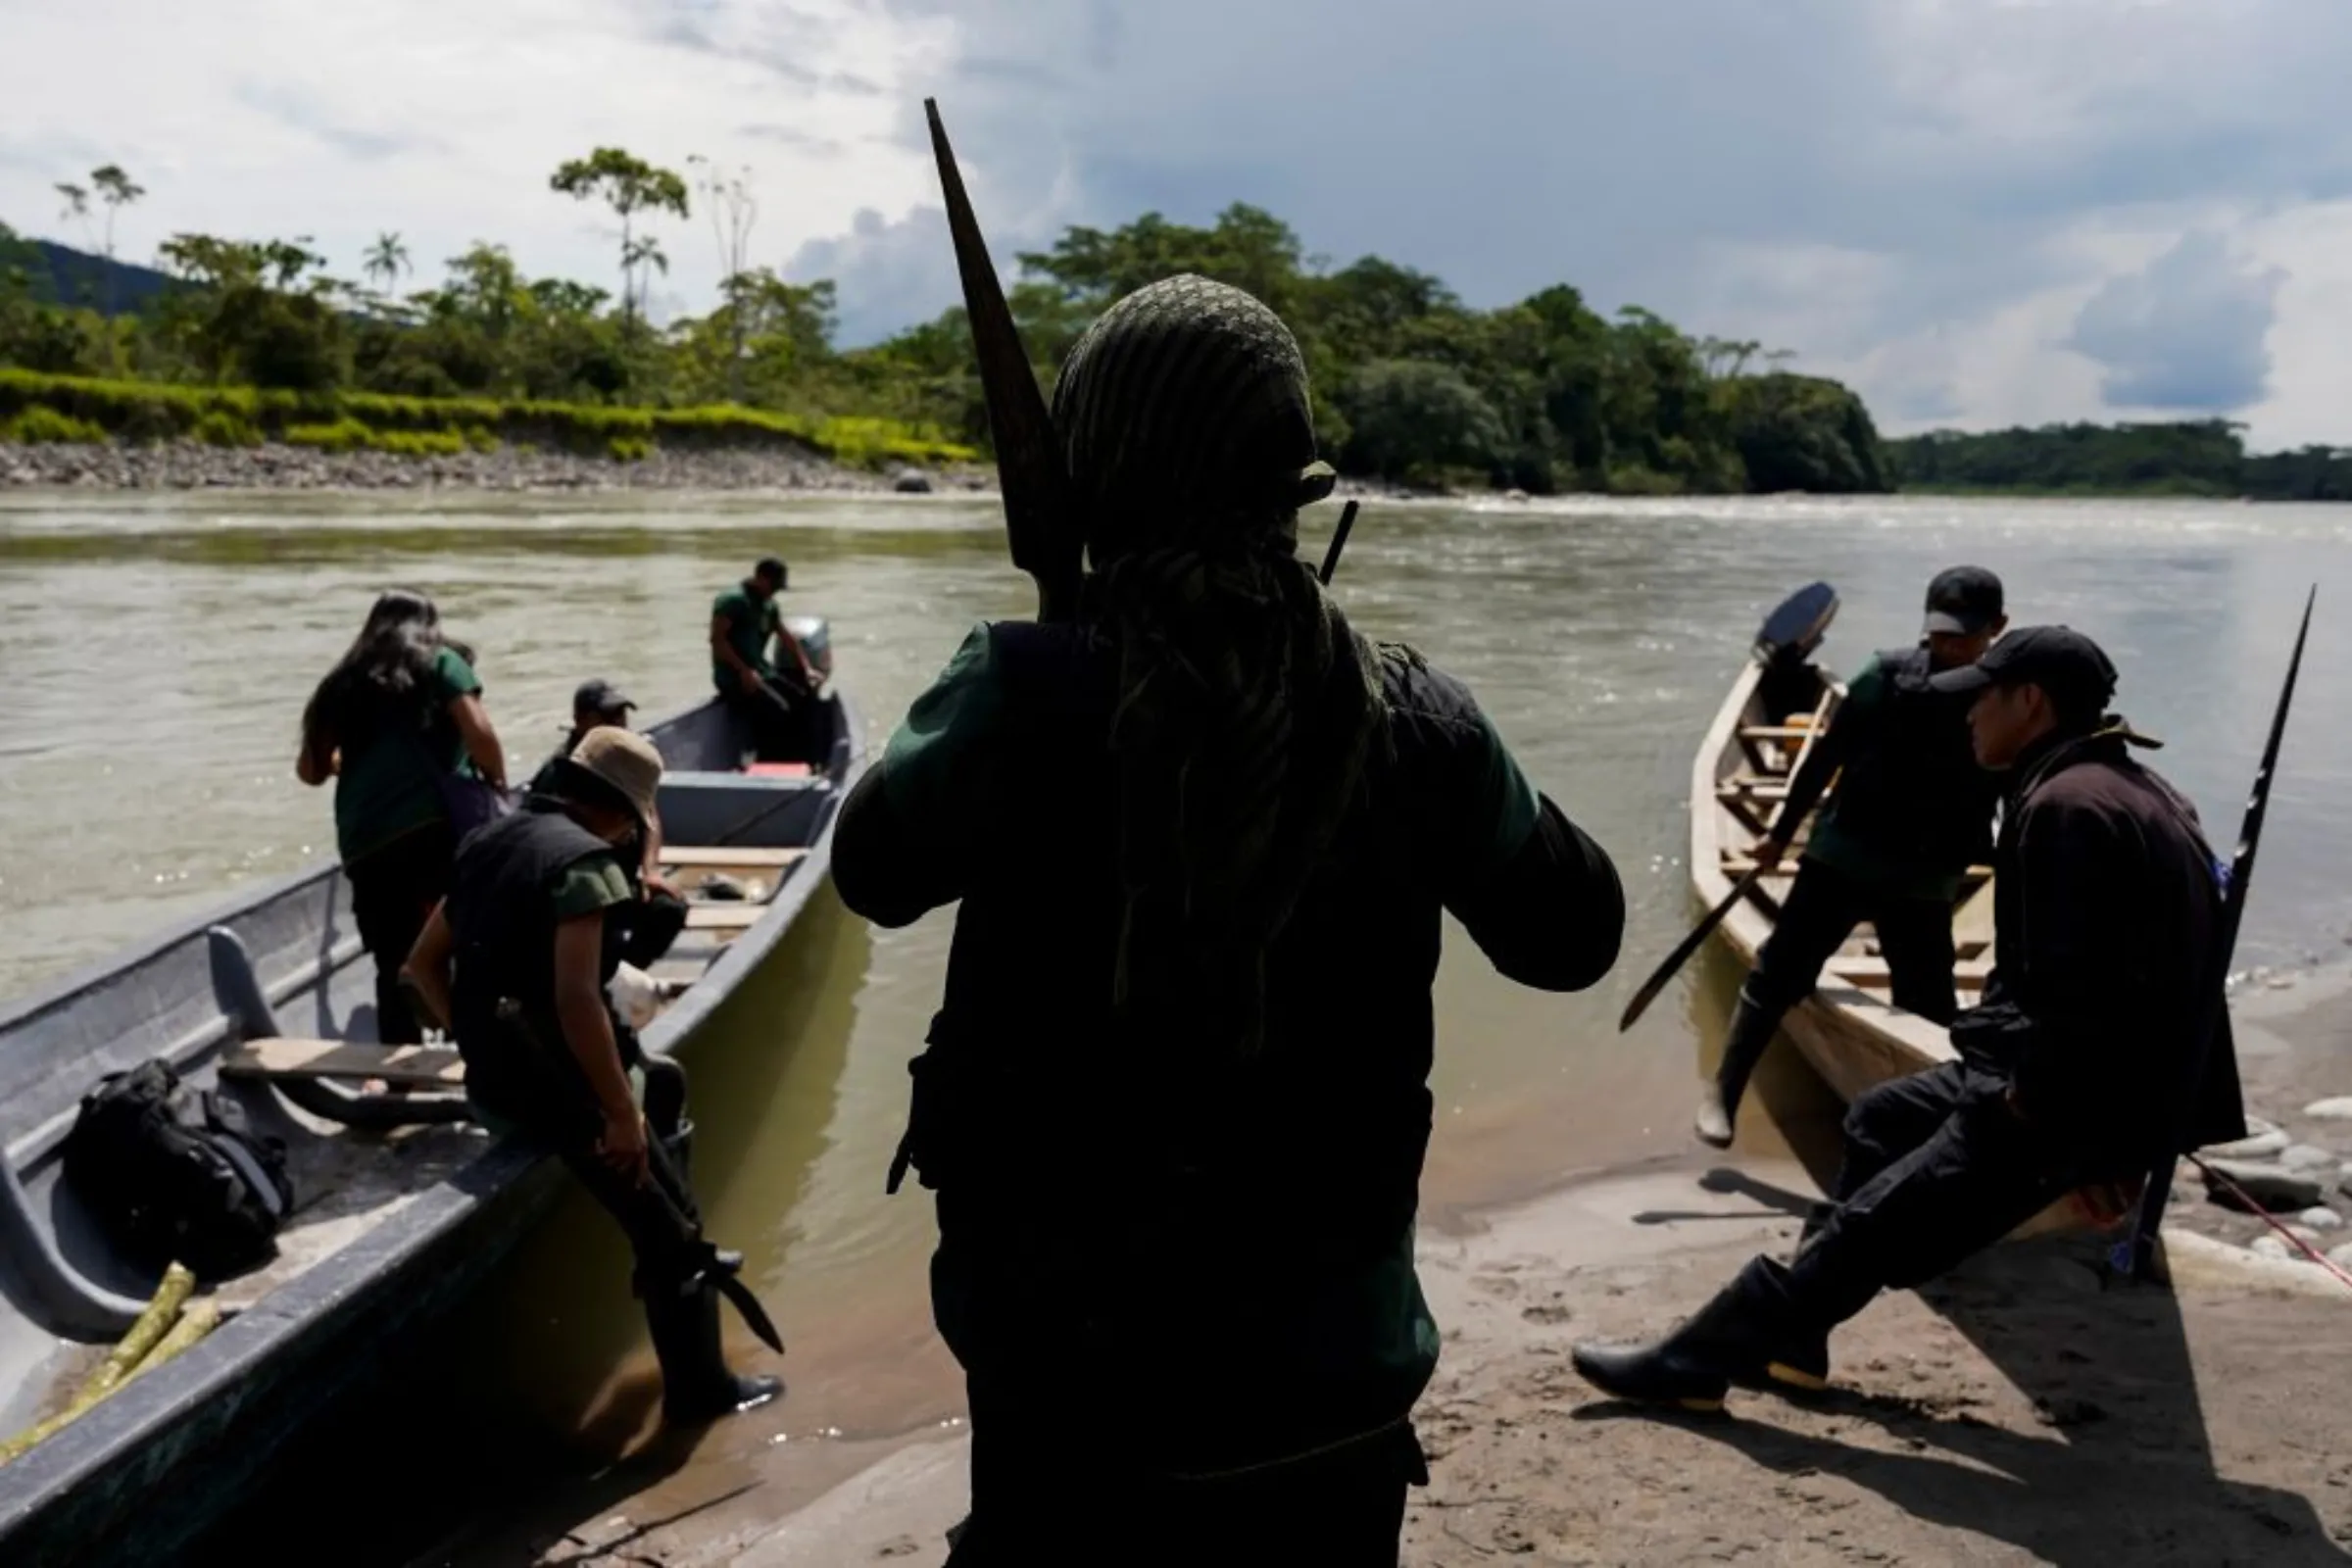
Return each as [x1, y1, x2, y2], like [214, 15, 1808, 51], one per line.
[0, 439, 996, 494]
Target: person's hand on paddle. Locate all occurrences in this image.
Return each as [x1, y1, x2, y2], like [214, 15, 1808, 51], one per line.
[1752, 835, 1788, 871]
[599, 1101, 651, 1184]
[737, 665, 763, 697]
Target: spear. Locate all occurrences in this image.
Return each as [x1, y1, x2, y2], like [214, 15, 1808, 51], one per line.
[923, 99, 1083, 623]
[2115, 583, 2315, 1280]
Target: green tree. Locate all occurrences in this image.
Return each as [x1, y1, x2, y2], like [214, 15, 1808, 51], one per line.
[363, 232, 413, 306]
[550, 148, 690, 327]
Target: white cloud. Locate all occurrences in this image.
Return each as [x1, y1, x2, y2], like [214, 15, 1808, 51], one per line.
[6, 0, 2352, 446]
[0, 0, 947, 304]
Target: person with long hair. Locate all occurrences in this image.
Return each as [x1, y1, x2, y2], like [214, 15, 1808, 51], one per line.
[297, 589, 508, 1044]
[832, 275, 1627, 1564]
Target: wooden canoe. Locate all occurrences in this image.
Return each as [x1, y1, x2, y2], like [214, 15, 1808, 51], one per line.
[0, 627, 864, 1564]
[1690, 597, 2122, 1242]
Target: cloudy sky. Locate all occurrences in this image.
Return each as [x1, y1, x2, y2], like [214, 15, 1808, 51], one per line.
[5, 0, 2349, 448]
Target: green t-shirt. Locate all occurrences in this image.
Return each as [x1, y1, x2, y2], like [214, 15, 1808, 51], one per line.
[551, 853, 635, 920]
[332, 645, 483, 863]
[883, 624, 1543, 887]
[711, 581, 780, 691]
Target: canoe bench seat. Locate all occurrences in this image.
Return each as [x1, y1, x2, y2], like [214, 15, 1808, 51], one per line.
[220, 1039, 466, 1088]
[658, 846, 808, 868]
[1826, 956, 1996, 990]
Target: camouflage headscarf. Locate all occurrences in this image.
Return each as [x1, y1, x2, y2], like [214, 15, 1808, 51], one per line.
[1052, 274, 1388, 1060]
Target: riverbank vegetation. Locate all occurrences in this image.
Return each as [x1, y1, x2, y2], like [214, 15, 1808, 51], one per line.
[1886, 421, 2352, 501]
[2, 152, 1890, 493]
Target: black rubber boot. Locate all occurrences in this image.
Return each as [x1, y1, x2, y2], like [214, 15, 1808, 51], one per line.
[647, 1279, 783, 1424]
[1694, 987, 1783, 1149]
[1571, 1257, 1831, 1409]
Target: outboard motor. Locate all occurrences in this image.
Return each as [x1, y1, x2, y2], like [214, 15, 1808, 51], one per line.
[778, 615, 832, 681]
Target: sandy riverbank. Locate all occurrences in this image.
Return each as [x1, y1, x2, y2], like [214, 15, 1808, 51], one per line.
[405, 963, 2352, 1568]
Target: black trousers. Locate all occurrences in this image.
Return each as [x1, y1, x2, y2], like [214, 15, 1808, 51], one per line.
[724, 674, 816, 763]
[945, 1405, 1425, 1567]
[1771, 1061, 2122, 1329]
[1748, 858, 1959, 1026]
[612, 888, 688, 972]
[544, 1054, 709, 1296]
[346, 820, 458, 1046]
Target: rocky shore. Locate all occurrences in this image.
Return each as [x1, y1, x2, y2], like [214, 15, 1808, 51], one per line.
[0, 439, 1454, 501]
[0, 439, 996, 494]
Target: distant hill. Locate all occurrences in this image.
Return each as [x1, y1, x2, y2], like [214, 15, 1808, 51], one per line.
[0, 235, 175, 316]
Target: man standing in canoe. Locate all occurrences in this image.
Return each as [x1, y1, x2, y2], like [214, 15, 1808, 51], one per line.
[401, 730, 780, 1424]
[832, 274, 1627, 1563]
[710, 556, 822, 761]
[1694, 565, 2009, 1147]
[1576, 627, 2245, 1408]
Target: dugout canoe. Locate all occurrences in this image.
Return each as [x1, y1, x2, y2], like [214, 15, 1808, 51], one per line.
[1690, 586, 2106, 1240]
[0, 623, 863, 1566]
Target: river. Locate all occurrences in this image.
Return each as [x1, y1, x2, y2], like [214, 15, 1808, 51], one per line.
[3, 488, 2348, 1559]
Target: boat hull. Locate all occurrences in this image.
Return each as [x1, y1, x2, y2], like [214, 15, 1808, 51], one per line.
[0, 687, 864, 1565]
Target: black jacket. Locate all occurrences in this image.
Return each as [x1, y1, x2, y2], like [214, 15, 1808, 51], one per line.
[1951, 725, 2246, 1159]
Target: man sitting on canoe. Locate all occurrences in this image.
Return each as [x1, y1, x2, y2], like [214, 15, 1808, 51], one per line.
[1694, 565, 2009, 1147]
[401, 729, 780, 1424]
[529, 678, 687, 973]
[710, 556, 822, 762]
[832, 274, 1627, 1564]
[1576, 626, 2246, 1409]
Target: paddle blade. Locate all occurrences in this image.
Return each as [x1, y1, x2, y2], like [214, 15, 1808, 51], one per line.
[1755, 581, 1838, 665]
[924, 98, 1082, 621]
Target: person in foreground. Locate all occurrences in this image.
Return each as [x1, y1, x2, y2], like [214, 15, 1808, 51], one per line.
[1578, 626, 2247, 1410]
[832, 274, 1627, 1565]
[529, 677, 687, 972]
[401, 730, 779, 1424]
[710, 555, 822, 761]
[297, 588, 509, 1046]
[1695, 566, 2008, 1148]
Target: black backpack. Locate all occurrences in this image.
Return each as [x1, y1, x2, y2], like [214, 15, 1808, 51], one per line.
[62, 1057, 296, 1282]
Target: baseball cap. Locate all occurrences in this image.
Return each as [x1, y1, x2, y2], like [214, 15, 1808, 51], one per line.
[572, 677, 636, 717]
[1927, 624, 2118, 718]
[1923, 565, 2004, 636]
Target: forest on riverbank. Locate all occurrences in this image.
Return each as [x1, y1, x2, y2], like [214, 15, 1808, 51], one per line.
[10, 152, 2341, 500]
[1885, 421, 2352, 501]
[0, 151, 1886, 493]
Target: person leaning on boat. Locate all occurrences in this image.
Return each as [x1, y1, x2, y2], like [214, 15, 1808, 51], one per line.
[832, 275, 1627, 1565]
[529, 677, 687, 972]
[400, 729, 779, 1424]
[296, 588, 509, 1047]
[1694, 565, 2009, 1148]
[1575, 626, 2246, 1410]
[710, 556, 822, 762]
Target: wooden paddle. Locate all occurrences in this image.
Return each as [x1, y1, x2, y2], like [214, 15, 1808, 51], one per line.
[1616, 579, 1841, 1032]
[1618, 859, 1772, 1030]
[1318, 500, 1360, 586]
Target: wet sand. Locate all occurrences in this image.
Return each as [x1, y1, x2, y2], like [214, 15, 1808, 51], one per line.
[419, 964, 2352, 1567]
